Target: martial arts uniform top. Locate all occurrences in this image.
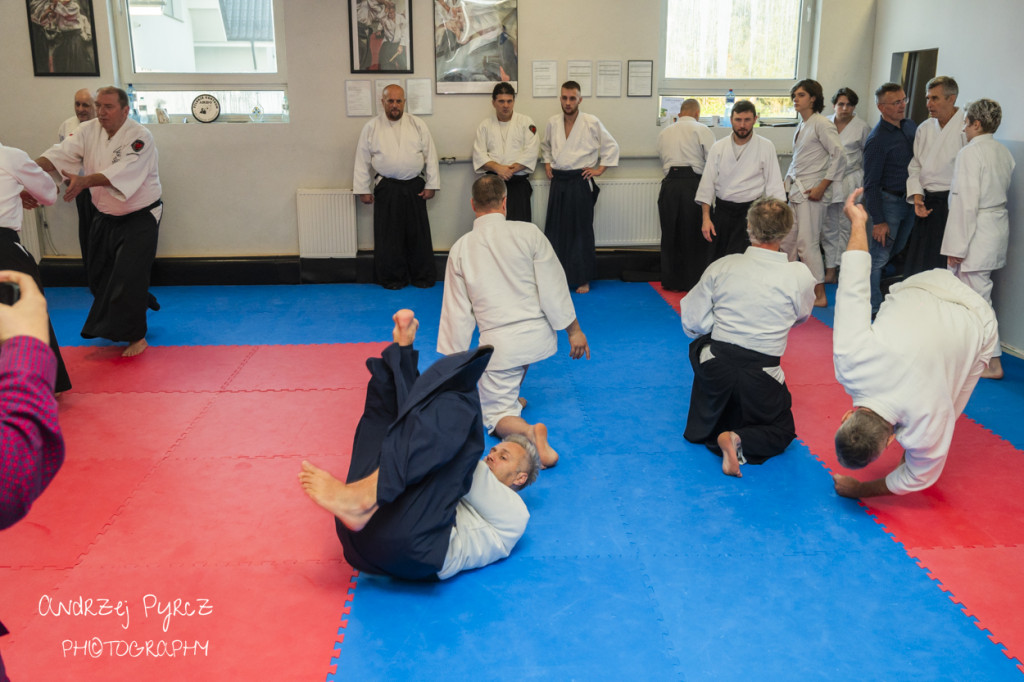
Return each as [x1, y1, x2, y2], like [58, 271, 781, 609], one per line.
[833, 250, 998, 494]
[785, 112, 846, 202]
[57, 115, 85, 142]
[681, 246, 815, 357]
[437, 461, 530, 580]
[541, 112, 619, 171]
[906, 108, 966, 197]
[657, 116, 715, 175]
[41, 118, 161, 216]
[824, 114, 870, 204]
[438, 212, 577, 371]
[472, 112, 540, 176]
[353, 112, 440, 194]
[0, 145, 58, 229]
[940, 134, 1016, 273]
[695, 135, 786, 206]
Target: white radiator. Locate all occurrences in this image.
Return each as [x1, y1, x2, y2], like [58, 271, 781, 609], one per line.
[531, 178, 662, 247]
[296, 189, 358, 258]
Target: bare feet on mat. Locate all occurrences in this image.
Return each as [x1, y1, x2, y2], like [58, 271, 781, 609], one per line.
[982, 356, 1004, 380]
[298, 460, 379, 531]
[813, 283, 828, 308]
[823, 267, 838, 284]
[528, 422, 559, 468]
[717, 431, 743, 478]
[123, 338, 148, 357]
[575, 283, 590, 294]
[392, 309, 418, 346]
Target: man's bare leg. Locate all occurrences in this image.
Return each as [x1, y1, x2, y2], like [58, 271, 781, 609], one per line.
[393, 308, 418, 346]
[495, 415, 558, 468]
[575, 283, 590, 294]
[123, 338, 148, 357]
[982, 356, 1004, 380]
[299, 460, 380, 531]
[717, 431, 743, 478]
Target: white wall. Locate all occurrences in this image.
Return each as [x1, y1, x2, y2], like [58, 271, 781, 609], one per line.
[869, 0, 1024, 353]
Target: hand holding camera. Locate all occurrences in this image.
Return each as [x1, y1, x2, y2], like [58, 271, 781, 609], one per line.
[0, 271, 51, 346]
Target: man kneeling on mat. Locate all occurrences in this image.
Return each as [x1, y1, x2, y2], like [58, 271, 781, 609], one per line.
[831, 190, 998, 498]
[680, 197, 816, 477]
[299, 310, 540, 581]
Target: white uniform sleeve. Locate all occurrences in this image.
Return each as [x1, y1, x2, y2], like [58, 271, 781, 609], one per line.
[352, 121, 375, 195]
[695, 146, 719, 206]
[939, 147, 977, 260]
[832, 251, 876, 374]
[101, 134, 156, 201]
[420, 122, 441, 190]
[679, 270, 716, 339]
[763, 142, 787, 202]
[40, 134, 86, 181]
[540, 119, 553, 165]
[515, 116, 540, 172]
[596, 119, 620, 167]
[533, 231, 576, 331]
[471, 120, 490, 173]
[437, 243, 477, 355]
[884, 408, 956, 494]
[9, 148, 57, 206]
[820, 118, 847, 183]
[906, 129, 925, 199]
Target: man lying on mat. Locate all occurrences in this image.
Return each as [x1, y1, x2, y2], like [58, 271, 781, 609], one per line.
[680, 197, 815, 478]
[831, 189, 998, 498]
[299, 310, 540, 581]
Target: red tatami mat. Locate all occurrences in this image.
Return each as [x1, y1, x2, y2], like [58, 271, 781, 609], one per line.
[59, 346, 258, 393]
[224, 342, 387, 391]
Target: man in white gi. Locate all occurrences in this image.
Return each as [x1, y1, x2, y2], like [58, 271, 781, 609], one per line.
[941, 98, 1015, 380]
[831, 189, 998, 498]
[541, 81, 619, 294]
[656, 99, 715, 291]
[354, 84, 441, 290]
[696, 101, 786, 263]
[0, 144, 71, 391]
[300, 309, 539, 581]
[904, 76, 966, 276]
[31, 86, 162, 357]
[438, 175, 590, 468]
[472, 82, 539, 222]
[783, 79, 846, 308]
[56, 88, 97, 270]
[681, 198, 815, 477]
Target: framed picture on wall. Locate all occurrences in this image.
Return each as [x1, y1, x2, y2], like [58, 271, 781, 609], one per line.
[26, 0, 100, 77]
[348, 0, 414, 74]
[434, 0, 518, 94]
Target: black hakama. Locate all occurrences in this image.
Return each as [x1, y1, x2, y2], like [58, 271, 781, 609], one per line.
[544, 169, 599, 289]
[75, 189, 95, 278]
[373, 176, 436, 289]
[657, 166, 708, 291]
[503, 174, 533, 223]
[710, 198, 753, 263]
[903, 190, 950, 277]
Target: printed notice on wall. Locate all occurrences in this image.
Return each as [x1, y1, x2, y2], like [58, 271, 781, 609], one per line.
[532, 61, 558, 97]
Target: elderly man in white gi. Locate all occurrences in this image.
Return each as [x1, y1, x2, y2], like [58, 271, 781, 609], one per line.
[56, 88, 97, 273]
[354, 84, 441, 290]
[32, 86, 162, 358]
[681, 197, 815, 478]
[783, 79, 846, 308]
[904, 76, 966, 276]
[941, 98, 1015, 380]
[438, 175, 590, 469]
[472, 82, 539, 222]
[656, 98, 715, 292]
[541, 80, 619, 294]
[696, 101, 786, 264]
[831, 189, 998, 499]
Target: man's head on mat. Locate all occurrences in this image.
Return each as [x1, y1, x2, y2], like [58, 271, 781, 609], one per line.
[834, 407, 896, 469]
[471, 174, 507, 216]
[485, 434, 540, 491]
[746, 198, 794, 245]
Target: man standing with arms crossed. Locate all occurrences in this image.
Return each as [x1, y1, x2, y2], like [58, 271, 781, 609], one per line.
[472, 82, 539, 222]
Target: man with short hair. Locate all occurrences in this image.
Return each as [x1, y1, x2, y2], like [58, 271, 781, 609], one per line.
[831, 189, 997, 498]
[695, 101, 786, 262]
[861, 83, 918, 313]
[32, 85, 162, 357]
[656, 98, 715, 291]
[541, 81, 619, 294]
[904, 76, 966, 276]
[472, 82, 539, 222]
[681, 198, 815, 478]
[299, 309, 539, 581]
[354, 84, 441, 289]
[439, 175, 590, 468]
[56, 88, 97, 270]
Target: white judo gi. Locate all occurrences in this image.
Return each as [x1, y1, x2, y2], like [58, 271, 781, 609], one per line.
[353, 112, 440, 193]
[833, 250, 998, 494]
[438, 212, 577, 433]
[823, 115, 870, 269]
[695, 135, 786, 206]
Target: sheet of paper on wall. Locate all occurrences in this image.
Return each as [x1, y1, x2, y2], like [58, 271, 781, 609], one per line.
[627, 60, 654, 97]
[567, 60, 593, 97]
[532, 60, 558, 98]
[596, 61, 622, 97]
[346, 80, 374, 117]
[405, 78, 434, 115]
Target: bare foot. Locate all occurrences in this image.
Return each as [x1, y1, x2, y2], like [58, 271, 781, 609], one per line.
[813, 283, 828, 308]
[298, 460, 379, 531]
[518, 396, 528, 409]
[575, 283, 590, 294]
[123, 338, 148, 357]
[823, 268, 838, 284]
[982, 356, 1004, 380]
[527, 422, 559, 468]
[392, 309, 418, 346]
[717, 431, 743, 478]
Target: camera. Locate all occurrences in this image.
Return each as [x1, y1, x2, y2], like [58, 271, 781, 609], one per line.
[0, 282, 21, 306]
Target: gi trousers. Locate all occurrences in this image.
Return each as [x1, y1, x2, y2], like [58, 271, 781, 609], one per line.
[545, 169, 599, 289]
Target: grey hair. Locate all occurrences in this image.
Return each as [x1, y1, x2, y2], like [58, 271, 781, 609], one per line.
[966, 98, 1002, 134]
[746, 197, 794, 245]
[834, 409, 892, 469]
[503, 433, 540, 489]
[874, 82, 902, 103]
[926, 76, 959, 99]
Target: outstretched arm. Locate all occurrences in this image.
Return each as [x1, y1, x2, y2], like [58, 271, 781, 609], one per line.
[832, 474, 891, 499]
